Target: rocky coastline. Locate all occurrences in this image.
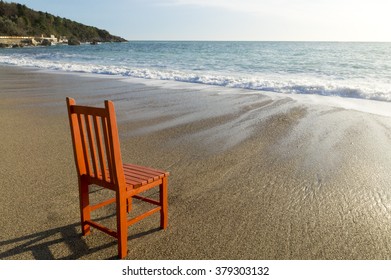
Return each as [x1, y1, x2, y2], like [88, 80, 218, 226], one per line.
[0, 35, 109, 48]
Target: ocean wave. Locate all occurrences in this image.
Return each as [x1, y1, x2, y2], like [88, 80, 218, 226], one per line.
[1, 54, 390, 102]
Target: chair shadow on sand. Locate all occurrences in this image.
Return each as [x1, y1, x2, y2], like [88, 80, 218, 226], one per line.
[0, 214, 160, 260]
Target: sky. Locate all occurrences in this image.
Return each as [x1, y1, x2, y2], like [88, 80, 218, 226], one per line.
[11, 0, 391, 41]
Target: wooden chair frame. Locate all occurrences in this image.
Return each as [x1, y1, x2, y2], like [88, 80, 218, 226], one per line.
[66, 97, 168, 259]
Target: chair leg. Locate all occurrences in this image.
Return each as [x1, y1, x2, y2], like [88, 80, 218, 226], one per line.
[160, 177, 168, 229]
[126, 197, 132, 213]
[79, 178, 91, 236]
[116, 192, 128, 259]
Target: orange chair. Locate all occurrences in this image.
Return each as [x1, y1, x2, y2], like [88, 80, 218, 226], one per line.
[66, 97, 169, 259]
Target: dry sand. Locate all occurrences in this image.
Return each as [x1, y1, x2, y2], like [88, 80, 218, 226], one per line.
[1, 65, 391, 260]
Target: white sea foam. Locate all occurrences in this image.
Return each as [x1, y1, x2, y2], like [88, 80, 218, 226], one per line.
[288, 93, 391, 117]
[1, 41, 391, 104]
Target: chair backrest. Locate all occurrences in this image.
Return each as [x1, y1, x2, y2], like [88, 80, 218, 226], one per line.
[66, 97, 125, 190]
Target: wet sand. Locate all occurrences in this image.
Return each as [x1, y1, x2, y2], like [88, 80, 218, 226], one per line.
[1, 65, 391, 260]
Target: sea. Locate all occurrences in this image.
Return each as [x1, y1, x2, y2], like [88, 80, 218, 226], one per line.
[1, 41, 391, 102]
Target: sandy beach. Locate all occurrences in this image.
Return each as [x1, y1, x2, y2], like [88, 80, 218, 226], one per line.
[1, 65, 391, 260]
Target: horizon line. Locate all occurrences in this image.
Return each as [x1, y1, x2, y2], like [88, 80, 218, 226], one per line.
[123, 39, 391, 43]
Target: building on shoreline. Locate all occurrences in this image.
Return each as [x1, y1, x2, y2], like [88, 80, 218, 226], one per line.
[0, 35, 68, 48]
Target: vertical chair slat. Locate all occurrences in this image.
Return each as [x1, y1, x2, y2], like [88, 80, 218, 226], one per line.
[94, 115, 107, 182]
[102, 116, 115, 185]
[77, 113, 92, 176]
[85, 114, 98, 178]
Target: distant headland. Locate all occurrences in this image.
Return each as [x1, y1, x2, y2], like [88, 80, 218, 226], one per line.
[0, 1, 127, 48]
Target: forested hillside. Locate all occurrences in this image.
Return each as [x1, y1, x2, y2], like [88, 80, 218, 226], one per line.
[0, 1, 126, 42]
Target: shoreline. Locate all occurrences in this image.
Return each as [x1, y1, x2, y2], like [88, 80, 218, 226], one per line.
[2, 41, 391, 104]
[1, 65, 391, 260]
[6, 63, 391, 117]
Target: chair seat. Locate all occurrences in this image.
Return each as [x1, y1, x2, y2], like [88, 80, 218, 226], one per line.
[123, 163, 170, 189]
[94, 164, 169, 189]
